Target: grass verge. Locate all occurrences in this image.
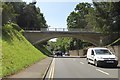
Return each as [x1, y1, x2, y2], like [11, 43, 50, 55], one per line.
[1, 23, 46, 77]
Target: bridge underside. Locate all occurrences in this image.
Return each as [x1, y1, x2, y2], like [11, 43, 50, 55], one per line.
[23, 31, 120, 46]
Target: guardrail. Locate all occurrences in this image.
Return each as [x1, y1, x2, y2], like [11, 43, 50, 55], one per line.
[24, 28, 96, 32]
[41, 28, 68, 31]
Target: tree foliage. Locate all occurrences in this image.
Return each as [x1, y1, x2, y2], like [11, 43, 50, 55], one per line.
[66, 2, 120, 49]
[2, 2, 47, 29]
[48, 37, 93, 52]
[2, 3, 16, 25]
[67, 2, 120, 33]
[48, 37, 72, 53]
[67, 3, 92, 29]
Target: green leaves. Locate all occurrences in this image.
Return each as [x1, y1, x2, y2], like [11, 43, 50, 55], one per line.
[67, 2, 120, 33]
[2, 2, 47, 29]
[2, 2, 16, 25]
[67, 3, 92, 29]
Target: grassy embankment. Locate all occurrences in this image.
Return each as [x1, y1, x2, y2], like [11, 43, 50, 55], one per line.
[35, 44, 52, 56]
[0, 23, 47, 77]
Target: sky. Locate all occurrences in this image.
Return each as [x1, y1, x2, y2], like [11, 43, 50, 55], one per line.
[36, 2, 79, 28]
[23, 0, 92, 28]
[22, 0, 92, 42]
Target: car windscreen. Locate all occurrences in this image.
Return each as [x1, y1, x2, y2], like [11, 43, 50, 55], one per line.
[95, 49, 112, 55]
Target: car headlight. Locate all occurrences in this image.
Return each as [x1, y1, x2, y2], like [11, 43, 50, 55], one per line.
[97, 57, 104, 60]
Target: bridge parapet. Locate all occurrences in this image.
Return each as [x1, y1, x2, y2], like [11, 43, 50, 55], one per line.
[24, 28, 97, 32]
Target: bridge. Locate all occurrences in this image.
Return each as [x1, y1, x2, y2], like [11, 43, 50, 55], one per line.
[23, 28, 119, 46]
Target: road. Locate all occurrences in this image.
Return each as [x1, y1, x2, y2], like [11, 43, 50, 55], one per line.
[45, 57, 120, 80]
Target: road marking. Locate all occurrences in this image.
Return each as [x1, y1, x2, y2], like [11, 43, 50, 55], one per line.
[51, 58, 55, 79]
[48, 62, 52, 79]
[48, 58, 55, 80]
[96, 69, 109, 75]
[80, 62, 84, 64]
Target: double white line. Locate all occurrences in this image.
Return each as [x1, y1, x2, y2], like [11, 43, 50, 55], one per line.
[48, 58, 55, 80]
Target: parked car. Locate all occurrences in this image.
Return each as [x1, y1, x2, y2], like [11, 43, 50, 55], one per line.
[86, 47, 118, 67]
[55, 51, 63, 56]
[65, 52, 70, 56]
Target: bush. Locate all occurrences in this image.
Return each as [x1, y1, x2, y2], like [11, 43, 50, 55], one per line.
[2, 23, 21, 32]
[10, 23, 21, 31]
[2, 23, 13, 31]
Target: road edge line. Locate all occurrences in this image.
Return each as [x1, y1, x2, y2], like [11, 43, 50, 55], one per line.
[42, 57, 53, 80]
[51, 58, 55, 79]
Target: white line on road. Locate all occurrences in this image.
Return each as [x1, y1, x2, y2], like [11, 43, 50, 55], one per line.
[80, 62, 84, 64]
[48, 61, 52, 79]
[48, 58, 55, 80]
[96, 69, 109, 75]
[51, 58, 55, 79]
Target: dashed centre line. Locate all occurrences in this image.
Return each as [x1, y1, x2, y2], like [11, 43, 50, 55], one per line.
[96, 69, 109, 75]
[80, 62, 84, 64]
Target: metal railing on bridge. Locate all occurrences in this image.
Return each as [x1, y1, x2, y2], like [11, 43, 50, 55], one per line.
[24, 28, 96, 32]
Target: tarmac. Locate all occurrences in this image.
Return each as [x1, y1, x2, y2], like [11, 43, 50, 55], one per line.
[5, 57, 53, 79]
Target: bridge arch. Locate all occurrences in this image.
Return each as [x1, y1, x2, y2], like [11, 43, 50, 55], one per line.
[23, 31, 108, 46]
[34, 35, 98, 46]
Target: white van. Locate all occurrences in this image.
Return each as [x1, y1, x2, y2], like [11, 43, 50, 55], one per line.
[86, 47, 118, 67]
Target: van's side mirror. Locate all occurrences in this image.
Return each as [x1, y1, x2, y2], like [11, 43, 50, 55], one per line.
[91, 50, 95, 56]
[91, 53, 94, 56]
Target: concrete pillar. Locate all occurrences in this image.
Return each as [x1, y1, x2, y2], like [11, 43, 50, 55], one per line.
[99, 36, 103, 47]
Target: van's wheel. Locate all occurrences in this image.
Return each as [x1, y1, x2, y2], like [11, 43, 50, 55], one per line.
[94, 60, 98, 67]
[113, 65, 117, 68]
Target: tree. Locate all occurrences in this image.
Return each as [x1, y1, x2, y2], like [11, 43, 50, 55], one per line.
[67, 3, 92, 29]
[92, 2, 114, 33]
[2, 2, 16, 25]
[67, 3, 93, 49]
[48, 37, 72, 52]
[2, 2, 48, 29]
[111, 2, 120, 33]
[87, 2, 120, 33]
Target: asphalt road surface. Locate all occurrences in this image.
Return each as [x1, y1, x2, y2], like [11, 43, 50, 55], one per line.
[45, 57, 120, 80]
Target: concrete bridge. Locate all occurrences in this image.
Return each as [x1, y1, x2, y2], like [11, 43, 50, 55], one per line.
[23, 28, 119, 46]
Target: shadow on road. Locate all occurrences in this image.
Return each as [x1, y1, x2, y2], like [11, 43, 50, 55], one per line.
[101, 66, 120, 69]
[53, 56, 86, 58]
[87, 62, 120, 69]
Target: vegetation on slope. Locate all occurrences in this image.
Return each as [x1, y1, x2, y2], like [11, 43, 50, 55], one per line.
[0, 39, 2, 77]
[108, 38, 120, 46]
[35, 44, 52, 56]
[1, 23, 46, 77]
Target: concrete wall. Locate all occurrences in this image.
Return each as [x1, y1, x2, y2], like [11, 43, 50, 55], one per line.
[69, 50, 79, 56]
[69, 49, 87, 57]
[107, 46, 120, 63]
